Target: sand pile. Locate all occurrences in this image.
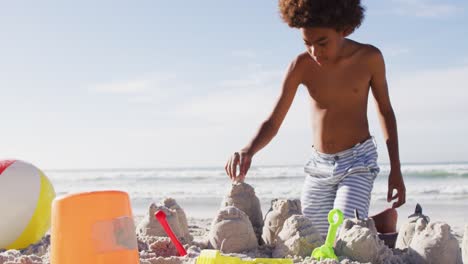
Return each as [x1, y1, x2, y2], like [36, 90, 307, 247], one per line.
[1, 184, 466, 264]
[221, 182, 263, 243]
[272, 214, 324, 258]
[395, 204, 430, 250]
[0, 250, 45, 264]
[138, 236, 201, 264]
[163, 198, 192, 242]
[335, 218, 403, 264]
[406, 221, 462, 264]
[463, 225, 468, 264]
[263, 199, 302, 246]
[207, 206, 258, 253]
[137, 199, 192, 244]
[0, 235, 50, 264]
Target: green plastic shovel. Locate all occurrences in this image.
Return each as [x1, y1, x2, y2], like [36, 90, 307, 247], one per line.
[311, 208, 344, 261]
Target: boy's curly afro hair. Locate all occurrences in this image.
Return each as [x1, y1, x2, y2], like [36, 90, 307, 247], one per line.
[278, 0, 365, 32]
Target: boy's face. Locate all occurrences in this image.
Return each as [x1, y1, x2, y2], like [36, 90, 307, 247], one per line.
[301, 27, 346, 65]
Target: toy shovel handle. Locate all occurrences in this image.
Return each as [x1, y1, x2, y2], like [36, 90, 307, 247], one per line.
[155, 210, 187, 256]
[324, 209, 344, 247]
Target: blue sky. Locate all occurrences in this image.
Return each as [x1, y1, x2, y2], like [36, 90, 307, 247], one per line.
[1, 0, 467, 169]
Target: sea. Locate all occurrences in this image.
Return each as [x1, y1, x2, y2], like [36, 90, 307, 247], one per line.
[45, 162, 468, 235]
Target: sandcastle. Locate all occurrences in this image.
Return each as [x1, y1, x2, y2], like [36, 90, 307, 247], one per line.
[262, 199, 302, 246]
[406, 221, 462, 264]
[136, 199, 192, 244]
[207, 206, 258, 253]
[272, 214, 324, 258]
[221, 182, 264, 243]
[395, 203, 430, 250]
[335, 217, 403, 264]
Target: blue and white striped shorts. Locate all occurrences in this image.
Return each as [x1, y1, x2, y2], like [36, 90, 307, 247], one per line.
[300, 137, 380, 237]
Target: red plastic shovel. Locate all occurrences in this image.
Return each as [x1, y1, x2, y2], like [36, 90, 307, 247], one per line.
[154, 210, 187, 256]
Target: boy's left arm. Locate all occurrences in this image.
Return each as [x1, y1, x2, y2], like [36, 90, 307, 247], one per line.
[368, 47, 406, 209]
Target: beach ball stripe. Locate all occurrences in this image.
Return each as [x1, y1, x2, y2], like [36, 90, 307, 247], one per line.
[0, 160, 55, 249]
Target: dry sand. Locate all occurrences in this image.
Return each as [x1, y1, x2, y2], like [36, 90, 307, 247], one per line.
[221, 182, 264, 243]
[0, 213, 466, 264]
[1, 183, 466, 264]
[263, 199, 302, 246]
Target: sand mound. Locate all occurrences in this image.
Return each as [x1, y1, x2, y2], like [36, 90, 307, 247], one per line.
[163, 198, 192, 242]
[272, 214, 323, 258]
[335, 218, 403, 264]
[0, 250, 45, 264]
[463, 225, 468, 264]
[262, 199, 302, 246]
[137, 200, 192, 244]
[395, 204, 430, 250]
[407, 221, 462, 264]
[0, 235, 50, 264]
[208, 206, 258, 253]
[221, 182, 263, 243]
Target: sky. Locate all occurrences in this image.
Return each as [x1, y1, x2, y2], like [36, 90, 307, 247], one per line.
[1, 0, 468, 170]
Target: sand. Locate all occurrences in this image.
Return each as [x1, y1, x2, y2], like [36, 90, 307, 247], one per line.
[1, 184, 466, 264]
[137, 199, 192, 244]
[207, 205, 258, 253]
[335, 218, 403, 264]
[273, 214, 324, 258]
[263, 199, 302, 246]
[395, 204, 430, 250]
[406, 221, 462, 264]
[221, 182, 264, 244]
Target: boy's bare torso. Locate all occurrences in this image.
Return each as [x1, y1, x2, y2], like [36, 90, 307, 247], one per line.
[298, 39, 373, 154]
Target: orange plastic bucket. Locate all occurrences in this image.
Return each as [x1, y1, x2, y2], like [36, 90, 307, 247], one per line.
[50, 190, 139, 264]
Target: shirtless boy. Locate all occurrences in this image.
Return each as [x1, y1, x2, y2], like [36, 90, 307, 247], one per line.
[225, 0, 405, 236]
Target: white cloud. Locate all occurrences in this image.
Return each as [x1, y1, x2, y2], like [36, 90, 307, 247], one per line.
[391, 0, 463, 18]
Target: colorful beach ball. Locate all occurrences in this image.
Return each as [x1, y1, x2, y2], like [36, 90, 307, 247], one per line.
[0, 160, 55, 249]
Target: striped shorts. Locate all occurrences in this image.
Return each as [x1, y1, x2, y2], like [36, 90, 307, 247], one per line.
[300, 137, 380, 237]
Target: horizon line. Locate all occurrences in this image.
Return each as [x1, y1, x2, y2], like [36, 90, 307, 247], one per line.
[43, 160, 468, 172]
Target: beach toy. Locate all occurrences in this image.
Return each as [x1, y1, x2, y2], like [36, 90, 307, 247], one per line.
[0, 160, 55, 249]
[50, 190, 139, 264]
[311, 208, 344, 261]
[196, 249, 293, 264]
[155, 210, 187, 256]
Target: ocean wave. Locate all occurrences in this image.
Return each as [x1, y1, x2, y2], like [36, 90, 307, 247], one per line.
[45, 163, 468, 182]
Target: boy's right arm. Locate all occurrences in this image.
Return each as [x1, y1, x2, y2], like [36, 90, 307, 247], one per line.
[226, 56, 304, 182]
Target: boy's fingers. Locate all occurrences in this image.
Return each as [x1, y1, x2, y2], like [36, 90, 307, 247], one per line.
[230, 152, 240, 180]
[225, 162, 230, 179]
[227, 158, 232, 180]
[392, 192, 406, 208]
[387, 188, 393, 202]
[239, 160, 251, 182]
[239, 156, 245, 177]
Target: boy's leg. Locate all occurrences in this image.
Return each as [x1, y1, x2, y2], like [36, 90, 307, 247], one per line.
[333, 137, 380, 220]
[333, 170, 376, 220]
[370, 208, 398, 233]
[301, 174, 337, 237]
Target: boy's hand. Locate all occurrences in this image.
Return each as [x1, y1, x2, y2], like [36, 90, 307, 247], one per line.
[225, 150, 252, 182]
[387, 170, 406, 208]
